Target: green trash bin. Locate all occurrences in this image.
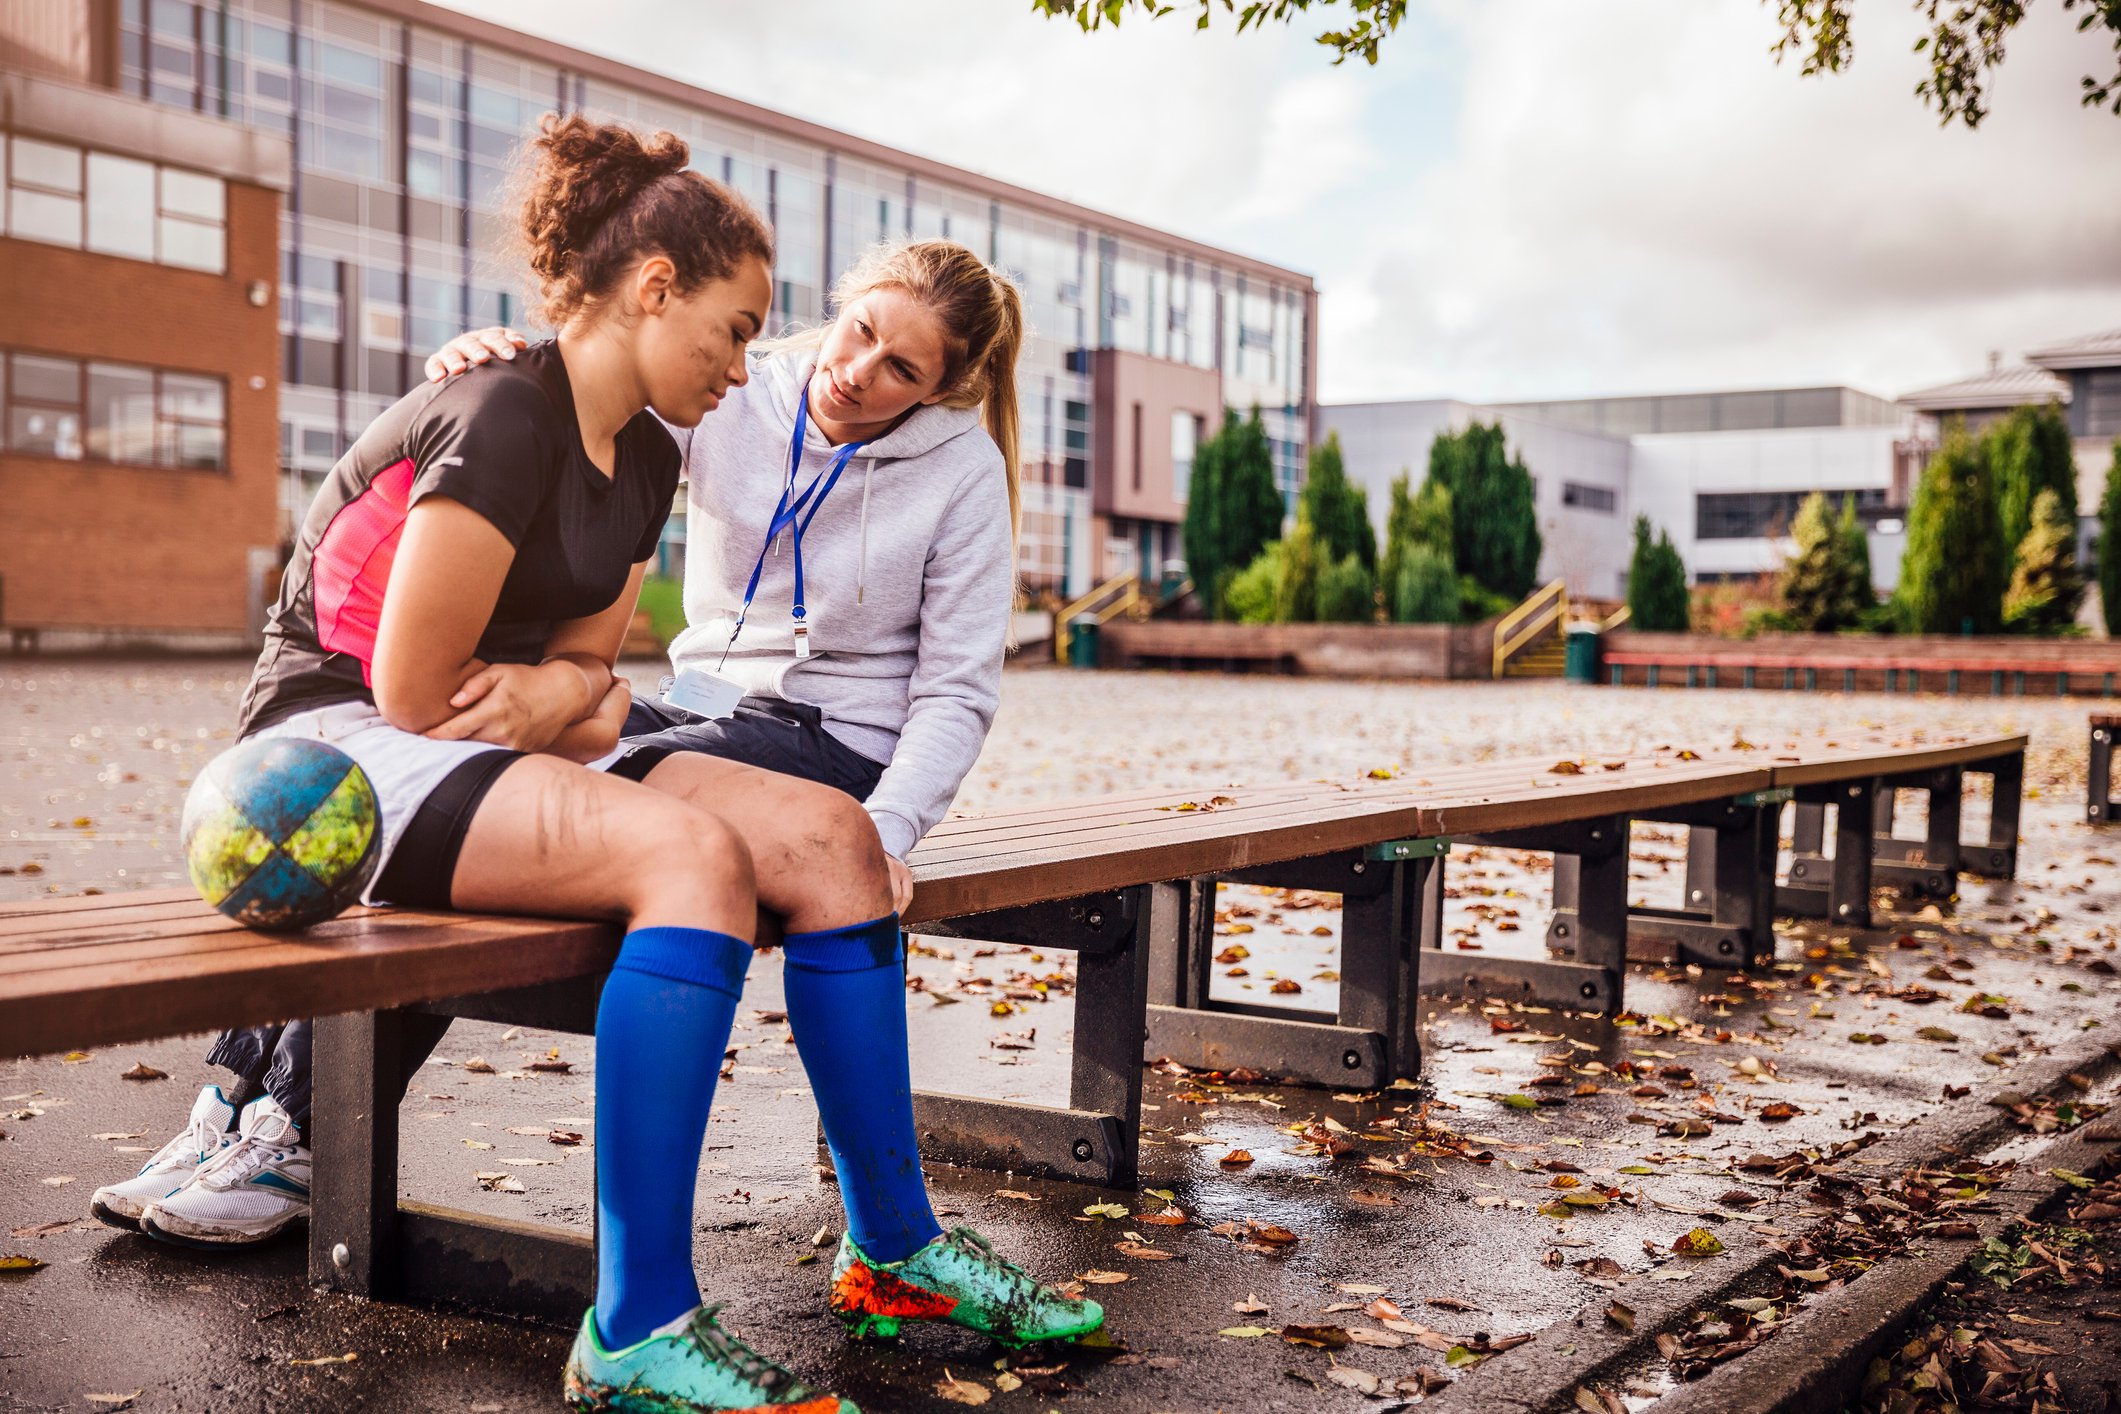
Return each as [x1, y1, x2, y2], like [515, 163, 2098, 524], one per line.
[1564, 625, 1602, 683]
[1067, 618, 1100, 668]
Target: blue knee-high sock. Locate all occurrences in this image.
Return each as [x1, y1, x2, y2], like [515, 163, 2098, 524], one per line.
[781, 915, 943, 1264]
[593, 926, 751, 1349]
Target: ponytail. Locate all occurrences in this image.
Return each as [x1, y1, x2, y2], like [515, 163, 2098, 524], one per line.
[978, 274, 1025, 553]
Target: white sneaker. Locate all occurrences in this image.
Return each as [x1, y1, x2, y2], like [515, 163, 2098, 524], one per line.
[141, 1094, 311, 1248]
[89, 1085, 243, 1231]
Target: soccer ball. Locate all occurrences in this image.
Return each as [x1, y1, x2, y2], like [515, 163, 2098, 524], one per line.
[183, 737, 380, 929]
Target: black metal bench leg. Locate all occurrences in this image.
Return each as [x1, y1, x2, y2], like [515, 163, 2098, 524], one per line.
[1871, 767, 1964, 899]
[2092, 726, 2116, 825]
[1827, 779, 1875, 926]
[1067, 884, 1159, 1188]
[310, 1009, 408, 1298]
[1424, 817, 1626, 1014]
[1964, 753, 2024, 878]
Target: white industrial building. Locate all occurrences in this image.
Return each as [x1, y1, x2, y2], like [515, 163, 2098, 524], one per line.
[1322, 388, 1913, 601]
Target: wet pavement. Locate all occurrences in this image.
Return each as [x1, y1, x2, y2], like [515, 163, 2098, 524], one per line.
[4, 661, 2120, 1413]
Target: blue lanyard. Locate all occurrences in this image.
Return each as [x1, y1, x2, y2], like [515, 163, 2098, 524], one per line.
[728, 381, 865, 657]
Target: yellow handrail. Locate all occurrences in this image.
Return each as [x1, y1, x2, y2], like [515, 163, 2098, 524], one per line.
[1054, 573, 1139, 663]
[1492, 579, 1568, 678]
[1090, 583, 1144, 626]
[1599, 604, 1632, 632]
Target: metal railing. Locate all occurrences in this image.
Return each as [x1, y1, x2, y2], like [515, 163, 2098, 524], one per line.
[1053, 573, 1140, 663]
[1492, 578, 1569, 679]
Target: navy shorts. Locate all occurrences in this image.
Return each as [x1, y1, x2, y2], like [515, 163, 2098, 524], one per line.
[606, 693, 886, 802]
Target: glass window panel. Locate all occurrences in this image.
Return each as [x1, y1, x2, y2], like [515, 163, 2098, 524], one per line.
[365, 265, 406, 302]
[319, 83, 382, 127]
[150, 40, 195, 79]
[12, 354, 80, 404]
[86, 153, 157, 258]
[316, 41, 382, 89]
[250, 21, 292, 64]
[12, 188, 83, 246]
[10, 408, 83, 459]
[150, 0, 194, 35]
[158, 216, 224, 271]
[254, 67, 292, 102]
[162, 419, 224, 469]
[409, 68, 452, 107]
[407, 149, 452, 198]
[468, 86, 519, 127]
[86, 362, 157, 462]
[12, 138, 80, 193]
[159, 167, 223, 220]
[161, 372, 224, 422]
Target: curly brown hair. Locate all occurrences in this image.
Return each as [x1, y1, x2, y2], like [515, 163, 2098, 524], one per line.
[513, 111, 773, 327]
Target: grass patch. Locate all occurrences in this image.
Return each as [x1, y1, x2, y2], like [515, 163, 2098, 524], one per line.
[637, 574, 686, 650]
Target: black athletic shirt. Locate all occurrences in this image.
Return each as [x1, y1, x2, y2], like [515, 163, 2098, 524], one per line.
[238, 340, 679, 735]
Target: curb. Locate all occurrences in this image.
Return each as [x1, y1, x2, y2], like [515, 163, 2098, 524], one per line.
[1653, 1114, 2119, 1414]
[1422, 1031, 2121, 1414]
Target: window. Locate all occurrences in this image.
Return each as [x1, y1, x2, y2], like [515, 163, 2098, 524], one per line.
[1062, 398, 1090, 489]
[1696, 488, 1888, 540]
[1562, 481, 1617, 514]
[9, 137, 83, 246]
[6, 137, 225, 272]
[6, 354, 83, 459]
[1, 348, 225, 471]
[1171, 411, 1199, 504]
[1130, 401, 1143, 493]
[86, 152, 156, 260]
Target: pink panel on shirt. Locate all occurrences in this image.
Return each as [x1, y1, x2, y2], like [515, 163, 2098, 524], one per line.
[311, 457, 417, 686]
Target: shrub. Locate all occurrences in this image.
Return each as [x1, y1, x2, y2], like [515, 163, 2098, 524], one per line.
[1426, 422, 1541, 600]
[1985, 401, 2077, 575]
[2099, 440, 2121, 635]
[1779, 492, 1873, 631]
[1300, 434, 1376, 571]
[1275, 516, 1321, 623]
[1315, 552, 1377, 622]
[2003, 487, 2086, 634]
[1897, 421, 2008, 635]
[1626, 515, 1691, 631]
[1391, 545, 1460, 623]
[1223, 543, 1285, 624]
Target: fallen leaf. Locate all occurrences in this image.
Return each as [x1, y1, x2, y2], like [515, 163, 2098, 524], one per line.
[0, 1254, 49, 1275]
[1078, 1269, 1130, 1284]
[934, 1371, 991, 1406]
[1232, 1295, 1270, 1315]
[994, 1189, 1041, 1202]
[1219, 1150, 1255, 1167]
[1115, 1241, 1173, 1261]
[83, 1394, 143, 1409]
[1605, 1301, 1634, 1331]
[1281, 1324, 1351, 1349]
[461, 1057, 496, 1074]
[290, 1353, 359, 1367]
[1326, 1367, 1381, 1394]
[1671, 1228, 1726, 1257]
[119, 1063, 167, 1082]
[1218, 1325, 1273, 1337]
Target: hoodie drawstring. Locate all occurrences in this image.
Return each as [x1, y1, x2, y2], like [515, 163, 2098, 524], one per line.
[857, 455, 874, 605]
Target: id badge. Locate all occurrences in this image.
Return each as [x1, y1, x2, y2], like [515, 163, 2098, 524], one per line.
[663, 665, 743, 720]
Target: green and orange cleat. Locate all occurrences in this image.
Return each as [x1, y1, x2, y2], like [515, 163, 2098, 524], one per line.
[562, 1303, 858, 1414]
[828, 1226, 1105, 1348]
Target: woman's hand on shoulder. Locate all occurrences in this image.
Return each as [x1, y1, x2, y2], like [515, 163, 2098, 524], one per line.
[424, 327, 528, 383]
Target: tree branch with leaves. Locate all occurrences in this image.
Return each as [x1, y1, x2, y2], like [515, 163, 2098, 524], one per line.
[1031, 0, 2121, 125]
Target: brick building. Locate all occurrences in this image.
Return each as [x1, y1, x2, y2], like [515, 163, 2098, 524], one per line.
[0, 61, 289, 648]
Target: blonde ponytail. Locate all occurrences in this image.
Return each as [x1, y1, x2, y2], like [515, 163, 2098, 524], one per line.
[979, 273, 1025, 553]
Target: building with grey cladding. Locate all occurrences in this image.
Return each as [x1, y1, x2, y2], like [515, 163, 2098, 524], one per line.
[60, 0, 1318, 596]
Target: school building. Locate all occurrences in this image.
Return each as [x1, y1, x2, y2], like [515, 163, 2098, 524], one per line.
[1, 0, 1319, 646]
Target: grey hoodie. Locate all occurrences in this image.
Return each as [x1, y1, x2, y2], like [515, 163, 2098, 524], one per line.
[663, 351, 1013, 859]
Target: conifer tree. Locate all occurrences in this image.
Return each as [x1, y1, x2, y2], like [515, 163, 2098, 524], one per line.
[1626, 515, 1691, 632]
[2003, 488, 2086, 633]
[1897, 422, 2008, 635]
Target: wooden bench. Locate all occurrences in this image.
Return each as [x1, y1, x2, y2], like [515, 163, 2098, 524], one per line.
[2091, 713, 2121, 824]
[1605, 650, 2121, 698]
[0, 729, 2027, 1324]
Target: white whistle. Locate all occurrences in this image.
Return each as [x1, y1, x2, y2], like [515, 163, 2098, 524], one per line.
[793, 619, 810, 659]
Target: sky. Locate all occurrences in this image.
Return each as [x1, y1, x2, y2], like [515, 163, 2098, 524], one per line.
[429, 0, 2121, 406]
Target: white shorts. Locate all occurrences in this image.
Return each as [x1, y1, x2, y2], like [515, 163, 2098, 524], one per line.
[248, 702, 516, 906]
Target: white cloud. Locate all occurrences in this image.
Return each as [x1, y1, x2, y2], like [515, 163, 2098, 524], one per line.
[434, 0, 2121, 404]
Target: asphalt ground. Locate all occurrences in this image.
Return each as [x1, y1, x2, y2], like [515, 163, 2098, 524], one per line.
[3, 661, 2119, 1413]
